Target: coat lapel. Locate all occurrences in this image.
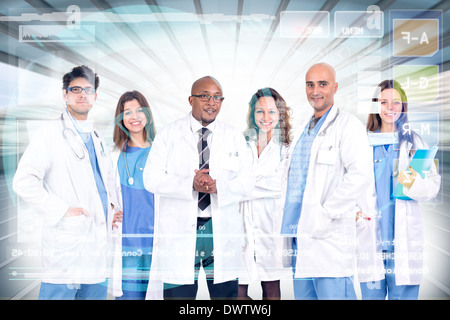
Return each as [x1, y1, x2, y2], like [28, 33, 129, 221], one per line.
[91, 130, 108, 185]
[61, 112, 91, 203]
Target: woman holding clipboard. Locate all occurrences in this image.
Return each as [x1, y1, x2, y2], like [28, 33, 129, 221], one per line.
[357, 79, 441, 299]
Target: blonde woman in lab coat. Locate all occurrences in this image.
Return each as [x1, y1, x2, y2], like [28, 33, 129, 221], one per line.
[238, 88, 292, 300]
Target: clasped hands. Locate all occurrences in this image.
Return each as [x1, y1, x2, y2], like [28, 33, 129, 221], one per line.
[193, 168, 216, 194]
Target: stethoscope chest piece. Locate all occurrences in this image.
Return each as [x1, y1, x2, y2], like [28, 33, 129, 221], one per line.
[123, 146, 150, 186]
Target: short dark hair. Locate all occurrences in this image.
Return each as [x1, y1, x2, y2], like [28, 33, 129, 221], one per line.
[62, 65, 99, 90]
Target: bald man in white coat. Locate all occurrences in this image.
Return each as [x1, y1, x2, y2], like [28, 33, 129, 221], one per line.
[280, 63, 373, 299]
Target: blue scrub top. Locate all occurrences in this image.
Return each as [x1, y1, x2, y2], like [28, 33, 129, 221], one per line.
[373, 144, 399, 252]
[66, 110, 108, 219]
[83, 134, 108, 219]
[118, 146, 155, 254]
[281, 107, 332, 235]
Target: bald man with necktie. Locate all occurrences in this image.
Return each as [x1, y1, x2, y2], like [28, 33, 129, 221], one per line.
[143, 76, 254, 300]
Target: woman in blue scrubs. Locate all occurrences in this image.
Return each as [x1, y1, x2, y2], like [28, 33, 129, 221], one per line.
[359, 80, 440, 299]
[111, 90, 157, 299]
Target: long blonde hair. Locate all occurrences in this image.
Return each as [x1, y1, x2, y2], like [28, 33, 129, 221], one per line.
[246, 87, 292, 146]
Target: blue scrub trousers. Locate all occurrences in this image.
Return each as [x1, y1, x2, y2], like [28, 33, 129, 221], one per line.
[38, 281, 108, 300]
[116, 254, 152, 300]
[293, 277, 357, 300]
[292, 238, 356, 300]
[360, 251, 419, 300]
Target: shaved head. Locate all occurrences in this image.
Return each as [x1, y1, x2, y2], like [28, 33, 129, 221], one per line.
[305, 62, 338, 117]
[306, 62, 336, 82]
[191, 76, 222, 95]
[189, 75, 224, 126]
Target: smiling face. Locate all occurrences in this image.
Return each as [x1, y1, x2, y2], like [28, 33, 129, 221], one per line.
[254, 96, 280, 134]
[189, 77, 223, 126]
[378, 88, 403, 132]
[123, 98, 147, 137]
[305, 63, 338, 118]
[63, 77, 97, 120]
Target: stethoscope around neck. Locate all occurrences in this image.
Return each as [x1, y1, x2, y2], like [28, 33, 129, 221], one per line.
[61, 112, 106, 160]
[317, 108, 340, 137]
[286, 108, 341, 159]
[121, 142, 150, 186]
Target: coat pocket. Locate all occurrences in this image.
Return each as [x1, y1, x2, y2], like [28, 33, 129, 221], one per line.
[298, 203, 334, 239]
[220, 152, 240, 172]
[317, 147, 339, 165]
[57, 215, 93, 237]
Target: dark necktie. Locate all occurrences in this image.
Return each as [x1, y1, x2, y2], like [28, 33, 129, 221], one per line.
[198, 127, 211, 210]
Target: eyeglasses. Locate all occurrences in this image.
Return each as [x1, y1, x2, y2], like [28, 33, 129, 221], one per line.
[191, 94, 225, 103]
[66, 86, 96, 95]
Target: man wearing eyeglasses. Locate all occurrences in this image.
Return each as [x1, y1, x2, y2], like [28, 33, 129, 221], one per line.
[143, 76, 254, 299]
[64, 80, 97, 119]
[13, 65, 118, 300]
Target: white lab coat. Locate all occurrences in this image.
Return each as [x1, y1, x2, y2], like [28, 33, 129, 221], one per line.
[357, 136, 441, 286]
[281, 106, 373, 278]
[109, 148, 123, 297]
[12, 112, 116, 284]
[108, 147, 163, 299]
[143, 113, 254, 285]
[239, 136, 291, 283]
[355, 169, 386, 283]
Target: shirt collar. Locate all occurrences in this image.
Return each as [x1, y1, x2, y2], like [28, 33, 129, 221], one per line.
[308, 105, 333, 134]
[189, 111, 217, 135]
[65, 108, 93, 143]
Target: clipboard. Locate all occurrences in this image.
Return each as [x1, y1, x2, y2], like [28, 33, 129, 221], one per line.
[393, 146, 438, 200]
